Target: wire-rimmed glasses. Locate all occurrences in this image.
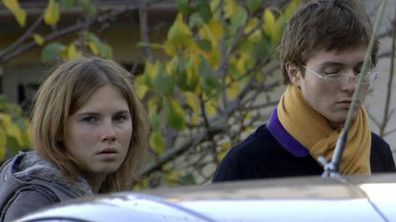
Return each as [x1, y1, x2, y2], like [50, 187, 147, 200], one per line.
[302, 65, 378, 84]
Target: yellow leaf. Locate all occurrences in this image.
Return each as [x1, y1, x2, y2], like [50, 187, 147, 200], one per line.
[210, 0, 220, 12]
[199, 20, 223, 49]
[167, 13, 193, 46]
[248, 30, 261, 42]
[0, 113, 22, 145]
[0, 128, 6, 160]
[218, 140, 231, 160]
[88, 41, 99, 55]
[148, 97, 159, 113]
[244, 18, 259, 34]
[224, 0, 237, 19]
[163, 40, 177, 56]
[66, 43, 83, 60]
[135, 75, 148, 99]
[19, 121, 32, 148]
[263, 9, 281, 44]
[171, 99, 186, 118]
[32, 33, 45, 46]
[2, 0, 27, 27]
[226, 77, 240, 100]
[166, 57, 178, 76]
[284, 0, 301, 22]
[235, 55, 246, 74]
[165, 170, 182, 185]
[185, 92, 200, 125]
[44, 0, 60, 26]
[205, 100, 217, 117]
[185, 92, 200, 114]
[186, 57, 200, 89]
[149, 131, 165, 155]
[143, 61, 159, 87]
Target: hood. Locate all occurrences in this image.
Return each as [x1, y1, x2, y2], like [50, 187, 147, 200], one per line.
[12, 151, 93, 196]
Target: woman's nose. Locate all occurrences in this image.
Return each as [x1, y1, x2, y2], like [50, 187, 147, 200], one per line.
[101, 120, 116, 142]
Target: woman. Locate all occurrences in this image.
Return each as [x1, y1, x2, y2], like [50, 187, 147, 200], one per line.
[0, 57, 149, 221]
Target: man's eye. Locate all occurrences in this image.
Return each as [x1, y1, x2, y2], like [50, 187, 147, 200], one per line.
[323, 69, 340, 75]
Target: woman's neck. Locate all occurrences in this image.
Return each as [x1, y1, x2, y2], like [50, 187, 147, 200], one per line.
[85, 175, 105, 193]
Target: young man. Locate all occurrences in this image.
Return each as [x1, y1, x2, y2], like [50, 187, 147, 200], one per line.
[212, 0, 395, 182]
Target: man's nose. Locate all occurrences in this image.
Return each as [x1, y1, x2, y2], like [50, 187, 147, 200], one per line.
[341, 73, 357, 92]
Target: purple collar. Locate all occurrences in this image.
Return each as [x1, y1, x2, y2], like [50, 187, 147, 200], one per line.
[267, 109, 309, 157]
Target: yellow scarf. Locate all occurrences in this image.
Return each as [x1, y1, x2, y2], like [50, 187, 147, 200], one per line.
[277, 85, 371, 175]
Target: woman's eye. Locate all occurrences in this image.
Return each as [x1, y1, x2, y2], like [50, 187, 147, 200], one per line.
[113, 114, 129, 122]
[81, 116, 98, 123]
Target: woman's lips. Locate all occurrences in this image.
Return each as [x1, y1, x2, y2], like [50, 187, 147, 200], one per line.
[96, 148, 118, 160]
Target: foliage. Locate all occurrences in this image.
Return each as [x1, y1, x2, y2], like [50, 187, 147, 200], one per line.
[0, 96, 31, 162]
[136, 0, 301, 187]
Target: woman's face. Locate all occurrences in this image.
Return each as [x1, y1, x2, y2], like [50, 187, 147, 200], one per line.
[65, 85, 133, 180]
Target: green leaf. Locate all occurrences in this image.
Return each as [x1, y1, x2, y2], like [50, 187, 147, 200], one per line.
[2, 0, 27, 27]
[197, 0, 212, 23]
[247, 0, 262, 14]
[180, 173, 196, 185]
[229, 6, 248, 34]
[276, 0, 301, 32]
[149, 130, 165, 155]
[197, 39, 212, 52]
[88, 33, 112, 58]
[44, 0, 61, 26]
[153, 63, 175, 96]
[263, 9, 281, 44]
[149, 112, 161, 130]
[59, 0, 76, 10]
[78, 0, 96, 17]
[164, 98, 185, 130]
[199, 57, 221, 97]
[188, 12, 203, 29]
[41, 42, 66, 62]
[6, 135, 19, 151]
[185, 58, 200, 91]
[175, 57, 188, 90]
[254, 34, 271, 58]
[177, 0, 192, 17]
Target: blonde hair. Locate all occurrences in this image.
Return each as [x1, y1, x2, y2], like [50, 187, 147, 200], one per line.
[31, 57, 149, 192]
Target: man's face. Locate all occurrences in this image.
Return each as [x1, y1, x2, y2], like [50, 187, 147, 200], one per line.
[288, 45, 370, 129]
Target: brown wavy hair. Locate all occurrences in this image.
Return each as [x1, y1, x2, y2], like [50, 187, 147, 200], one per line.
[31, 57, 149, 192]
[280, 0, 378, 84]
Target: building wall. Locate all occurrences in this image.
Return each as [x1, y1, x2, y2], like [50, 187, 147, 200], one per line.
[365, 0, 396, 158]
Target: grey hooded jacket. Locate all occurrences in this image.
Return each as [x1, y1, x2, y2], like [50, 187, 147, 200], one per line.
[0, 151, 93, 222]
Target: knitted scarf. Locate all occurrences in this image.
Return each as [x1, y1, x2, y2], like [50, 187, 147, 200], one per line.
[277, 85, 371, 175]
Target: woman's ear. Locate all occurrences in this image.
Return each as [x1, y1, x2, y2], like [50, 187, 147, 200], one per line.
[285, 62, 302, 86]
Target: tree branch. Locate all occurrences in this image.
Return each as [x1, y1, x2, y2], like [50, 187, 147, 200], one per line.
[139, 125, 225, 177]
[0, 7, 132, 63]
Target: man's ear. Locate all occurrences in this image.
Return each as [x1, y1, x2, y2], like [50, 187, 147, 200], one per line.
[285, 62, 301, 86]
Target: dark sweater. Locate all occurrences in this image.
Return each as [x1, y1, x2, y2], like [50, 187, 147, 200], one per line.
[212, 125, 396, 182]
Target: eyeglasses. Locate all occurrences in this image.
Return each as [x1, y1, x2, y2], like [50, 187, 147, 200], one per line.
[302, 65, 378, 84]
